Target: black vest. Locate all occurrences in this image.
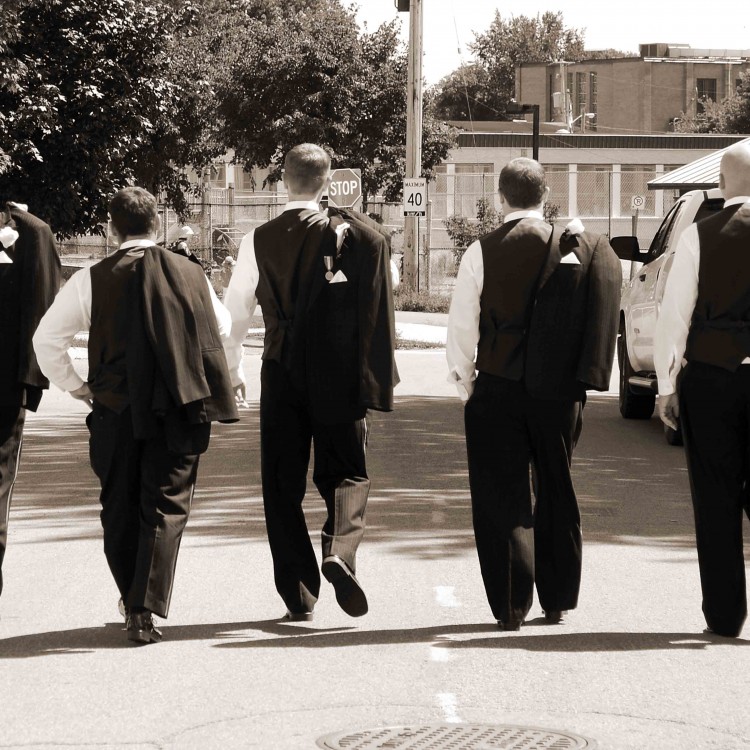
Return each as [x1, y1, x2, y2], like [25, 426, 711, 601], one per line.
[686, 203, 750, 371]
[475, 218, 552, 380]
[254, 208, 334, 389]
[88, 249, 140, 412]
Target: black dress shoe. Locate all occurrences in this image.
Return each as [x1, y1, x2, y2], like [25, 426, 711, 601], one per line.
[322, 555, 368, 617]
[704, 626, 741, 638]
[544, 610, 566, 624]
[497, 618, 523, 631]
[126, 610, 162, 644]
[284, 609, 314, 622]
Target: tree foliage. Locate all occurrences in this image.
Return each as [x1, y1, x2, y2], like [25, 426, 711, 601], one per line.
[433, 11, 586, 121]
[0, 0, 216, 237]
[675, 71, 750, 134]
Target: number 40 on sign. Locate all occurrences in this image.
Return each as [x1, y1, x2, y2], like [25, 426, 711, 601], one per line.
[403, 178, 427, 217]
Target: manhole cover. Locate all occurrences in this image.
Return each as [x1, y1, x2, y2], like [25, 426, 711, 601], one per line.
[316, 724, 596, 750]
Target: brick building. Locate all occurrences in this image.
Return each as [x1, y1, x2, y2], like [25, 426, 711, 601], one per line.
[516, 43, 750, 134]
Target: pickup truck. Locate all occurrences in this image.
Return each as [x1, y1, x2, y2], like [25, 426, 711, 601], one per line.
[611, 188, 725, 444]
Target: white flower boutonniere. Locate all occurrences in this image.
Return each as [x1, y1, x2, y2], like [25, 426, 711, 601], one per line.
[334, 221, 350, 251]
[0, 224, 19, 249]
[562, 217, 585, 238]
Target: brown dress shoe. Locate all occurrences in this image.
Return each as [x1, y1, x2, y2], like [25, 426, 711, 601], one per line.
[126, 610, 162, 644]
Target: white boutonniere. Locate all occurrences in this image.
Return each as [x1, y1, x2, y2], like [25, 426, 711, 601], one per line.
[0, 220, 19, 250]
[562, 217, 585, 238]
[334, 221, 350, 251]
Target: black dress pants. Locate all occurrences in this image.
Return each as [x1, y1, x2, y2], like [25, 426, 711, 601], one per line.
[260, 360, 369, 614]
[87, 402, 200, 618]
[679, 361, 750, 637]
[0, 403, 25, 597]
[464, 373, 583, 624]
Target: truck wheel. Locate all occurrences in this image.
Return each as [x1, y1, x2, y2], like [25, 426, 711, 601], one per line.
[664, 422, 684, 446]
[618, 328, 656, 419]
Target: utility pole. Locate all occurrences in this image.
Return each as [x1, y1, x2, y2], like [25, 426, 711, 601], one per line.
[400, 0, 423, 292]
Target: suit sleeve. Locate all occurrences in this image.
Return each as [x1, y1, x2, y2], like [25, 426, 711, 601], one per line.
[357, 229, 399, 411]
[19, 219, 62, 408]
[576, 235, 622, 391]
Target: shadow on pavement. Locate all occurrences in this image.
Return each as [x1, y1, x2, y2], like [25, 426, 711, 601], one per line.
[14, 395, 734, 553]
[0, 618, 356, 659]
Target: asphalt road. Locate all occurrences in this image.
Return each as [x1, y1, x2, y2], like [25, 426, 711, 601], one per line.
[0, 349, 748, 749]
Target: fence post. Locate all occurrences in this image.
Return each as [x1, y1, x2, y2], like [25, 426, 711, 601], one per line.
[228, 183, 235, 231]
[423, 199, 432, 292]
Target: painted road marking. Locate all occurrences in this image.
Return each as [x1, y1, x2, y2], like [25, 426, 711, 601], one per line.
[436, 692, 463, 723]
[434, 586, 460, 607]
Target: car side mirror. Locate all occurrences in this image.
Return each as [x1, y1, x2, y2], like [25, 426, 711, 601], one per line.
[610, 236, 641, 261]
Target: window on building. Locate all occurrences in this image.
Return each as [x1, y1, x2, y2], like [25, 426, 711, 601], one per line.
[589, 72, 598, 131]
[237, 168, 255, 191]
[696, 78, 717, 113]
[620, 165, 656, 216]
[575, 72, 587, 117]
[567, 72, 574, 112]
[207, 162, 227, 189]
[577, 165, 610, 217]
[543, 164, 570, 216]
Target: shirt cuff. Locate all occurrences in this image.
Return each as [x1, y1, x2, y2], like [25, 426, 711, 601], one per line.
[657, 378, 675, 396]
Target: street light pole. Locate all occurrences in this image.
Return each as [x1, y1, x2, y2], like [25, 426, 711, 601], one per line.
[401, 0, 422, 292]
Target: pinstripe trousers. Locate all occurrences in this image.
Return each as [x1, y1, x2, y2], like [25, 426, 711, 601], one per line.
[0, 404, 25, 598]
[260, 360, 370, 614]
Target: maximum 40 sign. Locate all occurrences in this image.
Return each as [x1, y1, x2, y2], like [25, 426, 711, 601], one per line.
[403, 178, 427, 216]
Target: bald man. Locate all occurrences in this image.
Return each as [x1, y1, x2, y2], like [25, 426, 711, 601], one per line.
[655, 141, 750, 638]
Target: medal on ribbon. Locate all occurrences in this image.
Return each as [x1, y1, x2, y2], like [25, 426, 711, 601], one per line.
[324, 255, 334, 281]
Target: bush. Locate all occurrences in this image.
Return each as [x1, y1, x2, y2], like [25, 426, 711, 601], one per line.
[393, 287, 451, 314]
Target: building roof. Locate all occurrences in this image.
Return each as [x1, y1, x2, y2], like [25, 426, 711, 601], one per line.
[648, 137, 750, 190]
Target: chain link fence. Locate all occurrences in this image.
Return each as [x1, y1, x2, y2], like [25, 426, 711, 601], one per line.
[58, 171, 679, 295]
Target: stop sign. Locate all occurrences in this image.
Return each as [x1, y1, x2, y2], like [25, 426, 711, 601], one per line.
[328, 168, 362, 208]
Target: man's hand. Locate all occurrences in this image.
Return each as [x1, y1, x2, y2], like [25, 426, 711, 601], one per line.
[70, 383, 94, 409]
[659, 393, 680, 431]
[234, 383, 249, 408]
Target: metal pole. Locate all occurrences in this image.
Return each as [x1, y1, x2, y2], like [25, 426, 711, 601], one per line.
[403, 0, 423, 292]
[424, 198, 432, 292]
[532, 105, 540, 161]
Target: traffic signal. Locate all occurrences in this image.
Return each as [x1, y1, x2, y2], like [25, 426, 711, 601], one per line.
[395, 0, 409, 10]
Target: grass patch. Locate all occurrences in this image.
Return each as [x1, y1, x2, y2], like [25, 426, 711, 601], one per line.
[395, 335, 444, 350]
[393, 287, 450, 314]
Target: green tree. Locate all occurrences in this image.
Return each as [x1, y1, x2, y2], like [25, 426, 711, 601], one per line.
[438, 11, 585, 120]
[0, 0, 215, 236]
[675, 71, 750, 134]
[212, 1, 455, 205]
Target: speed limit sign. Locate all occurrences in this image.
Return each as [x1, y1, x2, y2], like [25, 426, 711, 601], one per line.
[403, 178, 427, 216]
[630, 194, 646, 211]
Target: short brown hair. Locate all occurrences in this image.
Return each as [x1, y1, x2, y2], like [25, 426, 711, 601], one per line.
[109, 187, 158, 237]
[498, 158, 547, 209]
[283, 144, 331, 194]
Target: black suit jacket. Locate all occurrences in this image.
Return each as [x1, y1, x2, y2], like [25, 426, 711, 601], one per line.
[524, 227, 622, 400]
[0, 204, 61, 411]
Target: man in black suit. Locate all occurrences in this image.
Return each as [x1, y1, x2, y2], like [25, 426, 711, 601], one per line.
[0, 202, 61, 598]
[656, 141, 750, 638]
[447, 158, 621, 630]
[223, 143, 397, 621]
[34, 187, 237, 644]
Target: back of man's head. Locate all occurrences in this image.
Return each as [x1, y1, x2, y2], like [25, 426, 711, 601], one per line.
[109, 187, 158, 238]
[283, 144, 331, 196]
[719, 142, 750, 200]
[498, 158, 547, 210]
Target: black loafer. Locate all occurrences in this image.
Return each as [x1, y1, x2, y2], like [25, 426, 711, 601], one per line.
[126, 611, 162, 644]
[322, 555, 368, 617]
[544, 610, 566, 624]
[497, 618, 523, 631]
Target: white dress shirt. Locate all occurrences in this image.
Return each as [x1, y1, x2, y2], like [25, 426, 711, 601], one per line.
[446, 209, 544, 400]
[654, 196, 750, 395]
[33, 239, 231, 393]
[222, 201, 321, 388]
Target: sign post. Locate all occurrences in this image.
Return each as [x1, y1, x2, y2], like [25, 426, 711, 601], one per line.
[630, 194, 645, 280]
[328, 168, 362, 209]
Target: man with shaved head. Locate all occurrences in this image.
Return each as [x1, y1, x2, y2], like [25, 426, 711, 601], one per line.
[656, 140, 750, 638]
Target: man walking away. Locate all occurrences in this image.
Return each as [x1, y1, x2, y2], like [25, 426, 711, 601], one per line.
[447, 158, 621, 631]
[656, 141, 750, 638]
[0, 201, 60, 598]
[223, 143, 397, 621]
[34, 187, 237, 644]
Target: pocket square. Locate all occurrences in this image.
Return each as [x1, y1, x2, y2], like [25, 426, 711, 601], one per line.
[0, 250, 13, 264]
[329, 270, 348, 283]
[560, 252, 580, 265]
